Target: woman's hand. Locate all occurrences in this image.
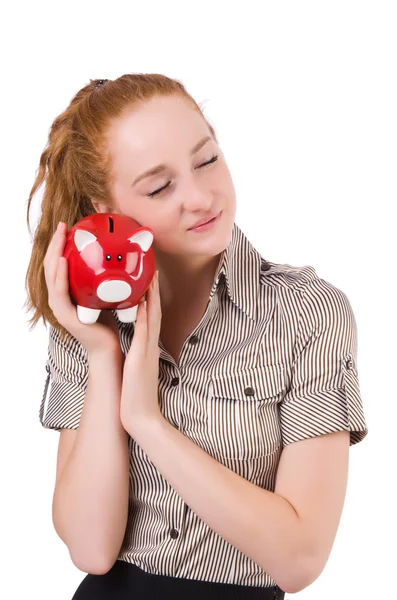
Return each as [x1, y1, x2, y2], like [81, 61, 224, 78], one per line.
[43, 221, 121, 356]
[120, 270, 163, 435]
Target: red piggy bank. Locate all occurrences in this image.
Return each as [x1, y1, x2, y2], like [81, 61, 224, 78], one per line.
[62, 213, 156, 324]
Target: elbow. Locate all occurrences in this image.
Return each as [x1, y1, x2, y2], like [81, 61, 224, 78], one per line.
[52, 506, 122, 575]
[52, 521, 110, 574]
[68, 536, 122, 574]
[278, 572, 312, 595]
[279, 552, 323, 595]
[53, 519, 121, 575]
[54, 522, 115, 575]
[282, 572, 320, 595]
[70, 550, 114, 575]
[69, 538, 123, 574]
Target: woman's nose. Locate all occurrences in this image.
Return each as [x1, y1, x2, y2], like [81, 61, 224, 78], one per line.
[180, 176, 212, 212]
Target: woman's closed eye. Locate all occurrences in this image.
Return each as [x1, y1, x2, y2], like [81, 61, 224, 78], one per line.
[147, 155, 219, 198]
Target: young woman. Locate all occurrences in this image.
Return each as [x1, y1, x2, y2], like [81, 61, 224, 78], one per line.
[25, 73, 369, 599]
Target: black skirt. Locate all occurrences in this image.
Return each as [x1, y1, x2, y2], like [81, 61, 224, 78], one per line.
[71, 559, 285, 599]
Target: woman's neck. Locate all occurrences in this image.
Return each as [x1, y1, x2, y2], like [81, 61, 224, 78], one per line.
[156, 253, 222, 311]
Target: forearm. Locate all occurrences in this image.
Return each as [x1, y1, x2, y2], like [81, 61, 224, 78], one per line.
[52, 349, 129, 573]
[130, 417, 308, 593]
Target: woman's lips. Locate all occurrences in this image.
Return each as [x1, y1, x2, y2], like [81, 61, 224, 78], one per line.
[188, 211, 221, 232]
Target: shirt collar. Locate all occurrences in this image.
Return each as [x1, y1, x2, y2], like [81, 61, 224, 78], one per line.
[213, 222, 266, 321]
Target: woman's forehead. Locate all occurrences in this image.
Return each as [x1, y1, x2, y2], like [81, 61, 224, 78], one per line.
[107, 107, 211, 175]
[109, 97, 205, 150]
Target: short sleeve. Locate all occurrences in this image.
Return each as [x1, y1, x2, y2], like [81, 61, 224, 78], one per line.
[39, 326, 89, 431]
[279, 277, 369, 448]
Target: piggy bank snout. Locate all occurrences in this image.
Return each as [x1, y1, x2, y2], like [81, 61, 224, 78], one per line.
[97, 280, 132, 302]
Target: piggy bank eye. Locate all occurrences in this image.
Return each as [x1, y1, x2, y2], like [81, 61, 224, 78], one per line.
[105, 254, 111, 261]
[117, 254, 122, 261]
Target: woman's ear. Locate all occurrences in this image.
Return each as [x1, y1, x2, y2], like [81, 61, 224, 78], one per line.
[90, 199, 113, 214]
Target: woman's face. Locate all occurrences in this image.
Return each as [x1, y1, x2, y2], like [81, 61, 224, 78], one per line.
[101, 95, 236, 261]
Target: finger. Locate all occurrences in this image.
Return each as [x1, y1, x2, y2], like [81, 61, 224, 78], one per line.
[44, 223, 68, 288]
[131, 299, 148, 353]
[147, 273, 162, 354]
[44, 222, 66, 270]
[50, 256, 75, 320]
[54, 256, 70, 297]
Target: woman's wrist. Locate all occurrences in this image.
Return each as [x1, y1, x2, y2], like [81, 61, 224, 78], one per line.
[87, 344, 125, 366]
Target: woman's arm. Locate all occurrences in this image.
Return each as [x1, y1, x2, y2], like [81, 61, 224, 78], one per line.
[52, 348, 129, 575]
[42, 222, 131, 574]
[129, 417, 349, 595]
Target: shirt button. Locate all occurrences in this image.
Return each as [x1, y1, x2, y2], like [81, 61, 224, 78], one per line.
[244, 386, 255, 396]
[189, 335, 199, 345]
[171, 377, 179, 386]
[261, 261, 271, 271]
[346, 359, 354, 370]
[170, 528, 179, 539]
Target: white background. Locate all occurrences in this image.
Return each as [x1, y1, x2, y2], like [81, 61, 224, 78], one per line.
[1, 1, 395, 598]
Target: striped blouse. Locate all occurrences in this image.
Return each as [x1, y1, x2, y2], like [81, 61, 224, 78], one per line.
[39, 221, 369, 589]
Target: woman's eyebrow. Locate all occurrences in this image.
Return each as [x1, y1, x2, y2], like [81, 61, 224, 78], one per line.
[131, 135, 212, 187]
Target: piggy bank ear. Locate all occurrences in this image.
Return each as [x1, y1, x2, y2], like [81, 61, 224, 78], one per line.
[74, 229, 97, 252]
[128, 229, 154, 252]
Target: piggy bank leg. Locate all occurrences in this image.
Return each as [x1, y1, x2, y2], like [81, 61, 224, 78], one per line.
[77, 305, 102, 324]
[116, 305, 138, 323]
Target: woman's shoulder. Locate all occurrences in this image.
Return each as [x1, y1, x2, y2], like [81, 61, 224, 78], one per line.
[259, 258, 319, 295]
[258, 258, 352, 321]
